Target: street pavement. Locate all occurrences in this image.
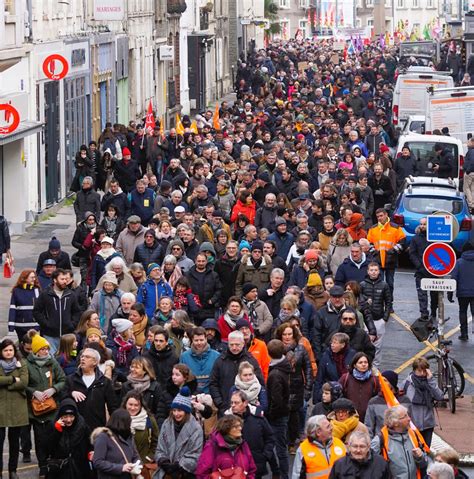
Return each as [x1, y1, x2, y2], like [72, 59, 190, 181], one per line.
[1, 205, 473, 477]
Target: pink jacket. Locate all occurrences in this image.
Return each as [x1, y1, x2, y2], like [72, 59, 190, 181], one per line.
[196, 432, 257, 479]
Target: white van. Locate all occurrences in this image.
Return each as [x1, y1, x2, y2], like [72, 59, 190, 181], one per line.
[392, 68, 454, 127]
[396, 133, 464, 179]
[401, 115, 426, 135]
[425, 86, 474, 144]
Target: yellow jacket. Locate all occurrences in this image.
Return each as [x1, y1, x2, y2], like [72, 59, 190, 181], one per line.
[367, 221, 405, 268]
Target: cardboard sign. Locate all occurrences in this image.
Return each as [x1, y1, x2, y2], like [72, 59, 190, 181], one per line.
[42, 54, 69, 81]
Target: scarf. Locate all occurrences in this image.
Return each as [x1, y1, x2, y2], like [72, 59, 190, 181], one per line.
[174, 288, 202, 310]
[353, 368, 372, 381]
[0, 358, 19, 374]
[332, 347, 348, 377]
[223, 435, 243, 451]
[96, 248, 116, 260]
[31, 353, 52, 367]
[154, 311, 172, 325]
[223, 310, 244, 329]
[130, 408, 148, 434]
[113, 333, 134, 367]
[132, 316, 148, 347]
[104, 217, 118, 235]
[234, 375, 262, 404]
[410, 374, 433, 406]
[278, 307, 299, 322]
[242, 298, 258, 328]
[99, 290, 119, 329]
[127, 373, 150, 394]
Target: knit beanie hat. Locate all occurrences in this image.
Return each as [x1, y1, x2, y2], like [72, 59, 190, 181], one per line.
[49, 237, 61, 250]
[242, 283, 258, 297]
[102, 271, 119, 287]
[236, 318, 252, 330]
[112, 318, 133, 334]
[305, 249, 318, 261]
[239, 240, 251, 252]
[382, 370, 399, 390]
[86, 327, 102, 339]
[170, 386, 192, 413]
[147, 263, 161, 275]
[31, 334, 50, 354]
[307, 271, 323, 288]
[57, 398, 78, 418]
[251, 240, 264, 252]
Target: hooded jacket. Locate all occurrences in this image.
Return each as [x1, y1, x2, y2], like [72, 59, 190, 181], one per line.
[72, 212, 98, 258]
[180, 343, 220, 393]
[48, 399, 93, 479]
[346, 213, 367, 241]
[133, 238, 164, 269]
[200, 318, 227, 354]
[136, 277, 173, 318]
[451, 250, 474, 297]
[267, 357, 292, 420]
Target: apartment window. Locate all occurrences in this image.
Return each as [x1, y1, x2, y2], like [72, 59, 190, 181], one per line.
[279, 0, 290, 8]
[397, 0, 404, 8]
[385, 0, 391, 7]
[427, 0, 434, 7]
[367, 19, 374, 26]
[299, 19, 308, 36]
[4, 0, 15, 14]
[412, 0, 419, 7]
[280, 19, 290, 39]
[366, 0, 374, 7]
[299, 0, 309, 7]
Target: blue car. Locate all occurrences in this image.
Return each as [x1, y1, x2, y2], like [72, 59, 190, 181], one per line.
[391, 177, 472, 251]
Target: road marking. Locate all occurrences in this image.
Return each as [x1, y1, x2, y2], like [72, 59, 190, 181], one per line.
[391, 312, 473, 381]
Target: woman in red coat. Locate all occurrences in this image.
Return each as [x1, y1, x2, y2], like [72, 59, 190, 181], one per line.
[231, 190, 257, 225]
[196, 415, 257, 479]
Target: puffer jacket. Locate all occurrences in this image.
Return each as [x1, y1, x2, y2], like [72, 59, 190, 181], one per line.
[235, 254, 272, 296]
[328, 451, 389, 479]
[133, 239, 164, 269]
[335, 255, 370, 287]
[214, 255, 240, 307]
[312, 302, 347, 357]
[359, 275, 392, 322]
[136, 278, 173, 319]
[186, 265, 222, 322]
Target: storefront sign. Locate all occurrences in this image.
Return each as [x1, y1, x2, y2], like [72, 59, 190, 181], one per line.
[0, 103, 20, 134]
[42, 54, 69, 81]
[159, 46, 175, 61]
[94, 0, 125, 20]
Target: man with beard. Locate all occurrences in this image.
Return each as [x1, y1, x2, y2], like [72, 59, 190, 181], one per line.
[336, 308, 375, 360]
[255, 193, 278, 232]
[143, 327, 178, 387]
[33, 269, 82, 354]
[36, 237, 71, 273]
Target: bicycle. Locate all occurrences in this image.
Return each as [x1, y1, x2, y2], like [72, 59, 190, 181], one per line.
[425, 329, 465, 414]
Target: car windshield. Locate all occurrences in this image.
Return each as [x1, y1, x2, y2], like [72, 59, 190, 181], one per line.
[409, 121, 425, 134]
[403, 196, 464, 215]
[403, 141, 459, 178]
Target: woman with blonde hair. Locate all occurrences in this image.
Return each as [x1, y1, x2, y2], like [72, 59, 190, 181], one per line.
[162, 254, 182, 289]
[328, 228, 353, 274]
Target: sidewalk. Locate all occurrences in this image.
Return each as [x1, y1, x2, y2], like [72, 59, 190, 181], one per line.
[0, 205, 78, 338]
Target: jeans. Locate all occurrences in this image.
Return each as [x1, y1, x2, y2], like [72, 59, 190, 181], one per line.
[20, 424, 32, 455]
[373, 319, 386, 368]
[458, 297, 474, 337]
[382, 268, 395, 297]
[288, 408, 300, 446]
[33, 421, 53, 475]
[463, 172, 474, 208]
[415, 276, 439, 318]
[269, 416, 289, 479]
[43, 335, 60, 355]
[0, 427, 22, 473]
[421, 427, 434, 447]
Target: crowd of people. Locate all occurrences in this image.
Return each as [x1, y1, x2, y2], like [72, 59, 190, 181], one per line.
[0, 37, 470, 479]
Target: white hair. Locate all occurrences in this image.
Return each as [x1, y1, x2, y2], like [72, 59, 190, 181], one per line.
[81, 348, 100, 365]
[228, 331, 244, 343]
[427, 463, 455, 479]
[121, 292, 136, 304]
[384, 405, 408, 428]
[106, 256, 129, 273]
[306, 415, 328, 437]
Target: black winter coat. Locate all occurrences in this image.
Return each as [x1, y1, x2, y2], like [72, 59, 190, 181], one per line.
[368, 175, 393, 212]
[155, 377, 197, 427]
[100, 191, 131, 220]
[266, 358, 291, 421]
[312, 303, 346, 357]
[285, 342, 313, 410]
[359, 276, 392, 322]
[36, 251, 71, 273]
[241, 409, 275, 476]
[214, 256, 240, 307]
[328, 452, 390, 479]
[186, 266, 222, 321]
[259, 286, 285, 319]
[409, 230, 430, 277]
[65, 369, 119, 431]
[143, 345, 178, 387]
[74, 188, 101, 221]
[33, 287, 82, 337]
[47, 399, 93, 479]
[0, 215, 11, 254]
[133, 241, 164, 269]
[120, 379, 160, 417]
[72, 220, 96, 258]
[337, 325, 376, 361]
[209, 349, 264, 414]
[113, 160, 141, 193]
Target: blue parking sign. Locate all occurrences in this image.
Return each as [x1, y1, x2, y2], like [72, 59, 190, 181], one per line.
[427, 215, 453, 242]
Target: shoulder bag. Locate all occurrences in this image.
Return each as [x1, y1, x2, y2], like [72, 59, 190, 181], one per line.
[31, 367, 57, 416]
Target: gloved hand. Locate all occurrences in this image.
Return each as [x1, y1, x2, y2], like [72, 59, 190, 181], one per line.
[375, 189, 384, 195]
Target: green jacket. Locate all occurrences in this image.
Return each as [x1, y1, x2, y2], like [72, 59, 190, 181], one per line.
[0, 359, 29, 427]
[134, 414, 159, 462]
[26, 354, 66, 422]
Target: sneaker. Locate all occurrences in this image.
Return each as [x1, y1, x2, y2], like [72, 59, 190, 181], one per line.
[23, 454, 31, 463]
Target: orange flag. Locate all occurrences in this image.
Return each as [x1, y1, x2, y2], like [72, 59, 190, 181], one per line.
[159, 116, 165, 139]
[213, 102, 221, 131]
[377, 372, 431, 453]
[145, 99, 155, 133]
[175, 113, 185, 135]
[190, 120, 199, 134]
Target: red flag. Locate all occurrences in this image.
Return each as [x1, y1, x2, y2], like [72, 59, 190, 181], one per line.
[145, 100, 155, 133]
[213, 103, 221, 131]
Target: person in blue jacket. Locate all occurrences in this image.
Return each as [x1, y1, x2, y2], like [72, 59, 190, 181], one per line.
[128, 179, 156, 226]
[137, 263, 173, 318]
[180, 326, 220, 394]
[450, 241, 474, 341]
[334, 243, 370, 287]
[267, 217, 294, 260]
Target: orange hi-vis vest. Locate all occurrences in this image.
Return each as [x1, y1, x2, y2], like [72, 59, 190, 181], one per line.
[380, 426, 428, 479]
[366, 221, 405, 268]
[300, 437, 346, 479]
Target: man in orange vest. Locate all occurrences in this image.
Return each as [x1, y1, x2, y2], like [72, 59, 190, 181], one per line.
[371, 405, 429, 479]
[292, 415, 346, 479]
[367, 207, 406, 297]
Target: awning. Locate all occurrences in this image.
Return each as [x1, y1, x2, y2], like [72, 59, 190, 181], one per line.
[0, 121, 44, 146]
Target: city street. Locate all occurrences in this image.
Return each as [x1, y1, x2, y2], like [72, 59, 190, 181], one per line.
[1, 206, 473, 477]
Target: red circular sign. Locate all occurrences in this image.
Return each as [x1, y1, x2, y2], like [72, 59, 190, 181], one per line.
[0, 103, 20, 134]
[422, 242, 457, 277]
[42, 54, 69, 81]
